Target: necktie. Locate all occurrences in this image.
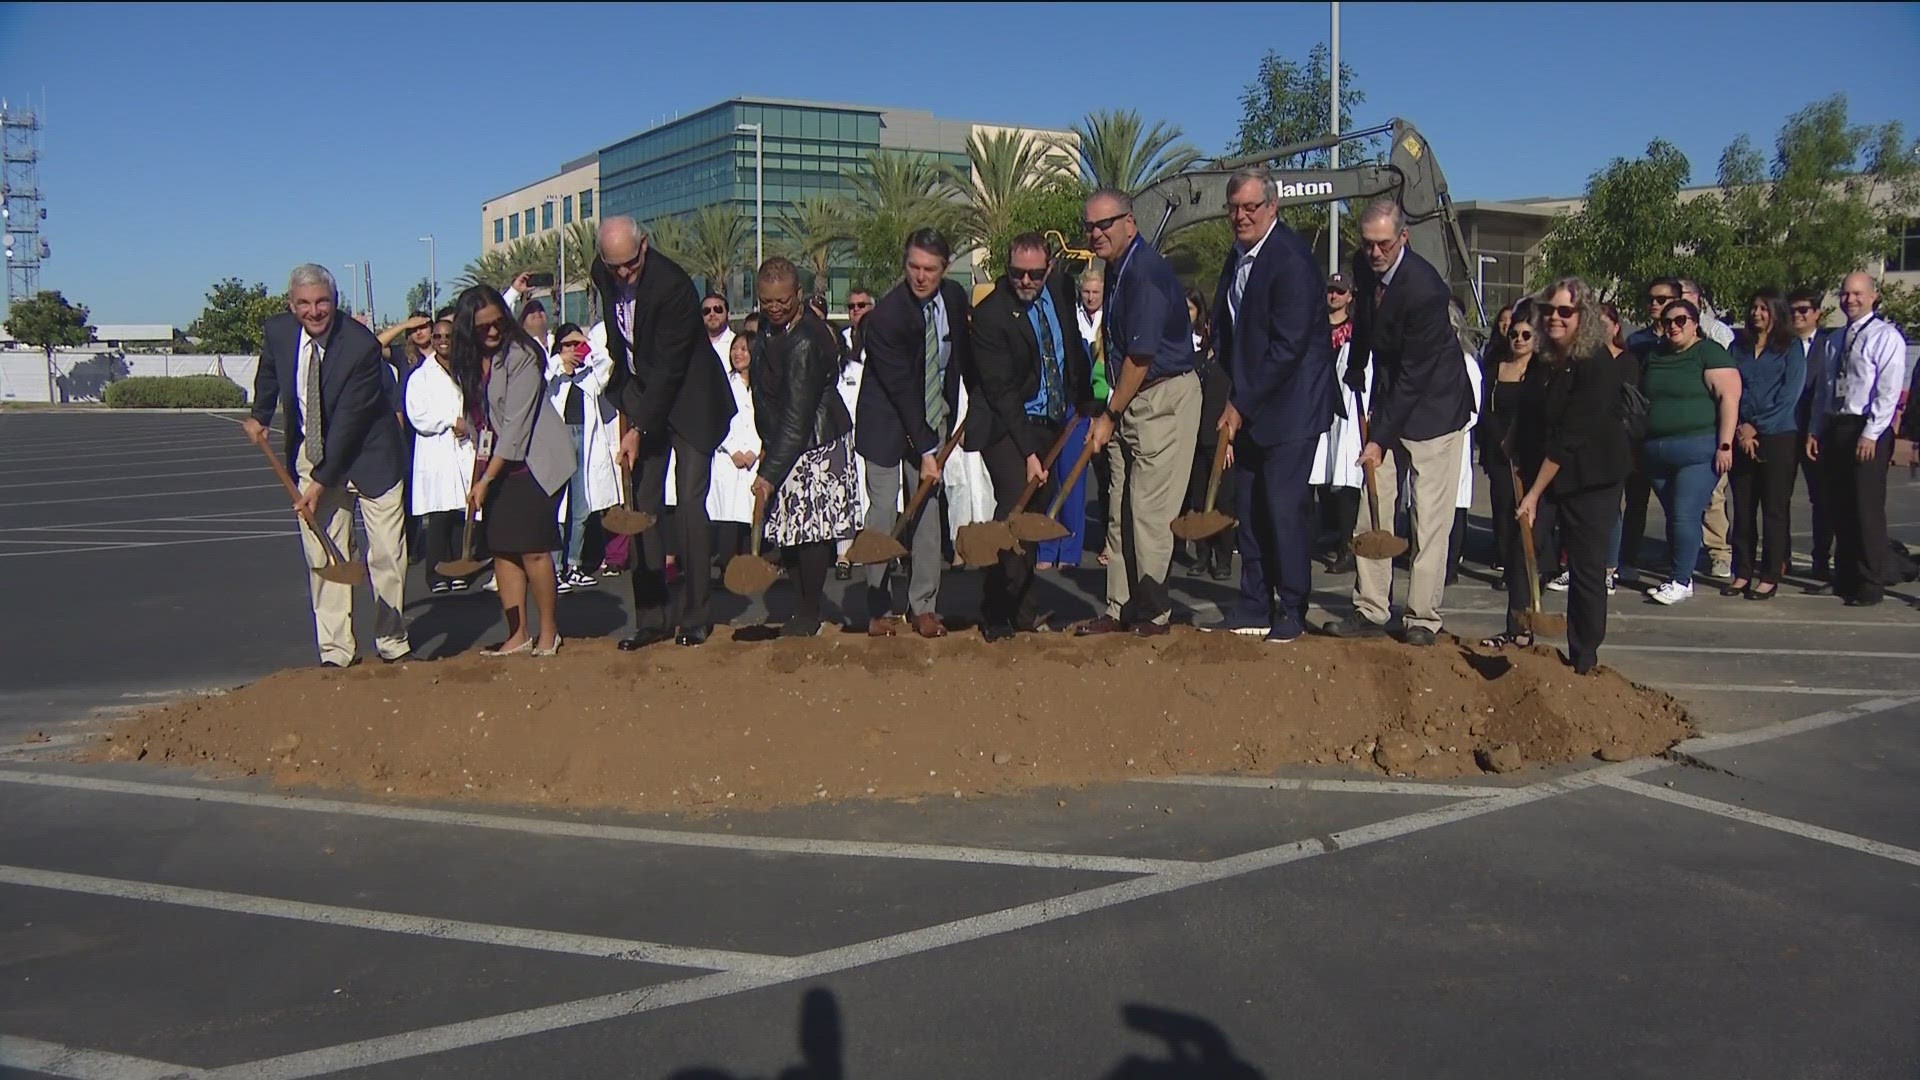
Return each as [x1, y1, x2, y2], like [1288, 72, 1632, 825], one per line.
[302, 339, 323, 467]
[1375, 280, 1387, 308]
[1034, 302, 1062, 421]
[923, 299, 948, 432]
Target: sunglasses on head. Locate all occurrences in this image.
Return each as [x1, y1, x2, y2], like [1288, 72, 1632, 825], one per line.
[1008, 266, 1047, 282]
[1083, 211, 1129, 234]
[1661, 315, 1693, 328]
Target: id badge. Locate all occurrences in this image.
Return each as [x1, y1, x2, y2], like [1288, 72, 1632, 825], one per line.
[477, 429, 495, 460]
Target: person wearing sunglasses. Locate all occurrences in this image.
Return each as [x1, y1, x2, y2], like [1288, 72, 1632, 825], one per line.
[1786, 287, 1834, 581]
[1808, 272, 1908, 607]
[405, 317, 481, 596]
[702, 291, 734, 371]
[1075, 189, 1202, 639]
[588, 216, 737, 649]
[1636, 297, 1741, 605]
[833, 289, 873, 580]
[1479, 300, 1539, 587]
[542, 321, 620, 593]
[1724, 289, 1805, 600]
[1310, 272, 1367, 575]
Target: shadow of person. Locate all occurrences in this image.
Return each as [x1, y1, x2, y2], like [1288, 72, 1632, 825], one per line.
[665, 986, 843, 1080]
[1103, 1004, 1266, 1080]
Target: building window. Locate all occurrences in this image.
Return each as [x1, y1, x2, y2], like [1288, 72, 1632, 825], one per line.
[509, 215, 519, 239]
[1888, 220, 1920, 274]
[524, 208, 536, 235]
[563, 195, 573, 224]
[542, 202, 554, 231]
[580, 189, 594, 218]
[494, 218, 504, 244]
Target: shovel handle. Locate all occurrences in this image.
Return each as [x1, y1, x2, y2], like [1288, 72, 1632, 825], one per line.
[747, 486, 769, 558]
[255, 440, 350, 568]
[891, 419, 968, 541]
[459, 511, 476, 561]
[1510, 465, 1544, 614]
[1201, 436, 1231, 512]
[1044, 439, 1100, 520]
[1356, 414, 1387, 533]
[1008, 417, 1085, 516]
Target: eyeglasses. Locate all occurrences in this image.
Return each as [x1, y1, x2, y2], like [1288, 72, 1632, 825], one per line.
[702, 305, 727, 315]
[603, 252, 643, 274]
[1008, 266, 1047, 282]
[1789, 305, 1816, 316]
[848, 300, 873, 310]
[1660, 315, 1693, 329]
[1541, 305, 1578, 319]
[1083, 212, 1130, 235]
[1507, 329, 1533, 342]
[1225, 198, 1270, 216]
[1359, 235, 1400, 251]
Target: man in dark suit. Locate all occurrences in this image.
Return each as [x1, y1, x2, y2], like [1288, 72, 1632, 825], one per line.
[589, 215, 737, 648]
[1327, 199, 1474, 646]
[969, 232, 1095, 641]
[856, 228, 972, 638]
[1210, 168, 1336, 644]
[243, 263, 411, 667]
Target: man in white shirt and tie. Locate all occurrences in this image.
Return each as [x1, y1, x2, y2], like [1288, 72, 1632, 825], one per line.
[1808, 271, 1909, 606]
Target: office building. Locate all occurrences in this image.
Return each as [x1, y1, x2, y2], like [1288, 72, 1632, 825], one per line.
[482, 155, 599, 253]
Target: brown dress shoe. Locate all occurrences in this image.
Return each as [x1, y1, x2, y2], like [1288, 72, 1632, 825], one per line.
[867, 616, 901, 638]
[1074, 615, 1127, 637]
[1132, 621, 1171, 638]
[912, 613, 948, 639]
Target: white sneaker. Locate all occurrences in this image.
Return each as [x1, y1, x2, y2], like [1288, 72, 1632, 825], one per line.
[481, 576, 498, 593]
[1545, 570, 1571, 592]
[1648, 580, 1693, 605]
[1605, 568, 1618, 595]
[556, 576, 574, 595]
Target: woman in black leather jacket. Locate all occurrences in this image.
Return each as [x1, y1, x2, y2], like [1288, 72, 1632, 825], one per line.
[749, 257, 858, 637]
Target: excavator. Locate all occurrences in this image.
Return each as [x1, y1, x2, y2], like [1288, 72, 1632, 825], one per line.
[1051, 118, 1485, 329]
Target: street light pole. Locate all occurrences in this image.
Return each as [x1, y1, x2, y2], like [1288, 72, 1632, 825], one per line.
[343, 263, 358, 315]
[735, 122, 764, 272]
[418, 235, 435, 314]
[1476, 254, 1498, 316]
[543, 196, 563, 322]
[1328, 1, 1341, 276]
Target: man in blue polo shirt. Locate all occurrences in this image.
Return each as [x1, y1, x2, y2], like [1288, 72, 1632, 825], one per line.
[1076, 189, 1202, 637]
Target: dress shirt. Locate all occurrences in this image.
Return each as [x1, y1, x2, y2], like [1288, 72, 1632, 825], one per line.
[709, 327, 735, 371]
[926, 290, 951, 375]
[1378, 245, 1407, 290]
[1076, 304, 1101, 346]
[1813, 313, 1909, 441]
[1227, 219, 1277, 328]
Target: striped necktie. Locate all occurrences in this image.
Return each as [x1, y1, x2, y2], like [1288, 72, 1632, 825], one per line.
[301, 339, 323, 468]
[923, 299, 948, 432]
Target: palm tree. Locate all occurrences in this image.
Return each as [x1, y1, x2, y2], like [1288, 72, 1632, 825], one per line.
[643, 214, 690, 266]
[560, 220, 599, 324]
[845, 150, 962, 289]
[945, 128, 1076, 253]
[1069, 109, 1203, 193]
[683, 203, 752, 300]
[773, 196, 854, 296]
[456, 236, 550, 292]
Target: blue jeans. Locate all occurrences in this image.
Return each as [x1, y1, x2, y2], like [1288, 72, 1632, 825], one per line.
[552, 424, 593, 570]
[1640, 434, 1717, 585]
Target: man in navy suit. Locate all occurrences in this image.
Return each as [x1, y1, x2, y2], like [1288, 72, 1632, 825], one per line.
[243, 263, 411, 667]
[1210, 167, 1337, 643]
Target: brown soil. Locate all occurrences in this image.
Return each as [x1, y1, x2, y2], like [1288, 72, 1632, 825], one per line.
[91, 629, 1691, 815]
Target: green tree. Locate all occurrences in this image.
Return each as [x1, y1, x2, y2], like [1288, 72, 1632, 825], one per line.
[1535, 140, 1729, 305]
[684, 203, 752, 301]
[5, 290, 95, 401]
[405, 277, 434, 316]
[186, 278, 284, 354]
[1877, 279, 1920, 338]
[980, 184, 1092, 281]
[644, 214, 691, 266]
[947, 128, 1075, 257]
[1069, 109, 1202, 193]
[1163, 219, 1238, 300]
[845, 150, 963, 290]
[773, 196, 854, 296]
[1229, 44, 1376, 254]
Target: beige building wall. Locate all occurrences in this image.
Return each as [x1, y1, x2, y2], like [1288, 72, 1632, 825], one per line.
[480, 158, 600, 253]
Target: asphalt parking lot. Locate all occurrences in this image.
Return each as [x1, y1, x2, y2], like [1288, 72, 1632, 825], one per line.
[1, 409, 1916, 1079]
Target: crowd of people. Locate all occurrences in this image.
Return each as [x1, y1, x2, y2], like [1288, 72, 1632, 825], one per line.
[243, 177, 1913, 672]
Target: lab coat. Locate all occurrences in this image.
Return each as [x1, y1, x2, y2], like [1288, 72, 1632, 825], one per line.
[546, 338, 622, 518]
[1310, 340, 1372, 488]
[708, 369, 759, 525]
[403, 360, 476, 515]
[1457, 349, 1482, 509]
[942, 383, 996, 539]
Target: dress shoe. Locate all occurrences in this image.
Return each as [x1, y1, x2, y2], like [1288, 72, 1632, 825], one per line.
[1401, 626, 1437, 647]
[867, 616, 901, 638]
[675, 625, 712, 647]
[912, 613, 948, 639]
[618, 627, 672, 651]
[1132, 620, 1171, 638]
[1210, 561, 1233, 582]
[1845, 595, 1884, 608]
[1327, 547, 1357, 575]
[1074, 615, 1127, 637]
[319, 657, 359, 669]
[981, 622, 1016, 644]
[781, 619, 823, 639]
[1323, 612, 1388, 639]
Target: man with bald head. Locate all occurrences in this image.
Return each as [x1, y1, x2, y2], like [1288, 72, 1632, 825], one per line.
[1808, 271, 1909, 607]
[589, 215, 737, 646]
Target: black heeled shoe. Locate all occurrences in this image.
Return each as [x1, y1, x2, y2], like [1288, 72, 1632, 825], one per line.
[1747, 583, 1778, 601]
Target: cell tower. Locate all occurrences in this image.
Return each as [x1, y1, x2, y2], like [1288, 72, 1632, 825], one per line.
[2, 99, 49, 308]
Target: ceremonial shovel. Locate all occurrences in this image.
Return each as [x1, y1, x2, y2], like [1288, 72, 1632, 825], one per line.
[955, 418, 1081, 567]
[1508, 465, 1567, 637]
[600, 466, 657, 536]
[1011, 436, 1100, 544]
[842, 419, 968, 566]
[723, 487, 779, 596]
[255, 441, 367, 585]
[1170, 437, 1237, 541]
[435, 512, 487, 579]
[1351, 417, 1410, 561]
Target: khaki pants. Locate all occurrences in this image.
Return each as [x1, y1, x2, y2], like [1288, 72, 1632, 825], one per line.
[297, 466, 411, 665]
[1702, 473, 1730, 563]
[1104, 373, 1201, 625]
[1352, 428, 1465, 633]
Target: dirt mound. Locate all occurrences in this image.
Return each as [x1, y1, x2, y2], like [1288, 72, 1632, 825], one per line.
[91, 629, 1691, 814]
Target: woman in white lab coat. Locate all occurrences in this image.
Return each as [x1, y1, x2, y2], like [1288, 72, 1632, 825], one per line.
[709, 333, 760, 563]
[942, 382, 998, 563]
[1311, 316, 1369, 569]
[405, 318, 480, 593]
[545, 322, 621, 589]
[1447, 345, 1483, 584]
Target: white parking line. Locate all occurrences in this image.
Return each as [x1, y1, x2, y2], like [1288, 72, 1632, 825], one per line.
[0, 509, 292, 534]
[0, 1034, 200, 1080]
[0, 864, 786, 972]
[0, 465, 267, 491]
[0, 483, 284, 508]
[1658, 683, 1895, 697]
[1602, 644, 1920, 660]
[0, 533, 289, 558]
[2, 438, 265, 465]
[1444, 605, 1920, 629]
[1598, 778, 1920, 869]
[0, 772, 1198, 876]
[1131, 775, 1513, 797]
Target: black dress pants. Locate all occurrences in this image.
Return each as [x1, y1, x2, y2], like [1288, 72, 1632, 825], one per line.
[1481, 437, 1519, 569]
[1797, 434, 1832, 571]
[1505, 482, 1621, 670]
[1730, 432, 1797, 583]
[631, 434, 715, 631]
[1822, 417, 1895, 602]
[1617, 462, 1652, 572]
[980, 427, 1056, 627]
[420, 509, 465, 588]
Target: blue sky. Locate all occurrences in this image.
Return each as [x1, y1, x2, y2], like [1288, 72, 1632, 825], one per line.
[2, 1, 1917, 326]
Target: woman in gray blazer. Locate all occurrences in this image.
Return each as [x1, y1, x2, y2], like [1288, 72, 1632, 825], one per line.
[450, 286, 576, 657]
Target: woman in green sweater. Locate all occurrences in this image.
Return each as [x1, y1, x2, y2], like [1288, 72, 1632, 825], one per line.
[1638, 298, 1742, 604]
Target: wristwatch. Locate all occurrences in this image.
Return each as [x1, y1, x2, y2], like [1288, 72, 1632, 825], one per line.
[1719, 443, 1732, 451]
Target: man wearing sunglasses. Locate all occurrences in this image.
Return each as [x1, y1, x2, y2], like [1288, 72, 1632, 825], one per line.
[1787, 287, 1834, 581]
[588, 215, 738, 648]
[1326, 199, 1474, 647]
[702, 291, 734, 372]
[1075, 189, 1202, 638]
[1206, 167, 1336, 644]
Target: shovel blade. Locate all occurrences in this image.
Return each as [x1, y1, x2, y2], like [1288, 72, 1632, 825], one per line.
[1518, 610, 1569, 637]
[842, 529, 908, 567]
[435, 559, 487, 578]
[723, 554, 780, 596]
[313, 563, 368, 585]
[1352, 530, 1410, 560]
[1170, 510, 1236, 541]
[601, 507, 657, 536]
[1008, 512, 1069, 544]
[955, 522, 1017, 567]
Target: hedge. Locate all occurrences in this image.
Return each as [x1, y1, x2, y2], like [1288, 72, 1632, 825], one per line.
[104, 375, 247, 409]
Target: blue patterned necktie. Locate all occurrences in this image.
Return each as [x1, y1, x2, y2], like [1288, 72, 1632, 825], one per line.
[1034, 302, 1063, 422]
